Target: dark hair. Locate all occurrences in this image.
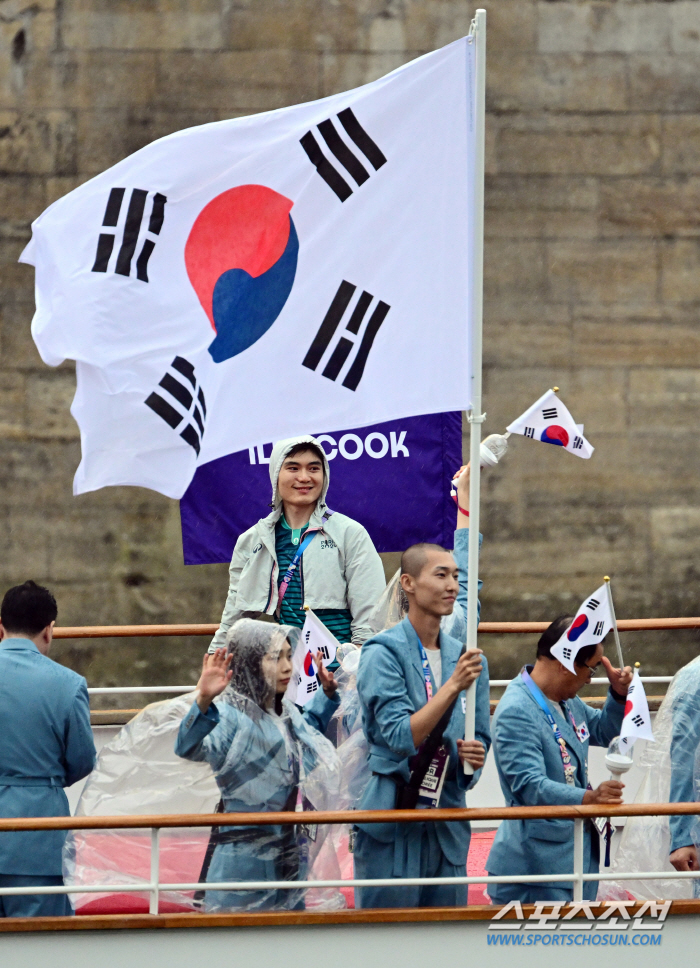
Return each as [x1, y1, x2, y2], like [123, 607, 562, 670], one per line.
[1, 580, 57, 637]
[283, 442, 326, 467]
[536, 614, 597, 667]
[400, 542, 450, 579]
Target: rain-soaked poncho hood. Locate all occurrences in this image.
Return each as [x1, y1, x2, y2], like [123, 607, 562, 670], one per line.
[269, 435, 330, 509]
[224, 616, 299, 712]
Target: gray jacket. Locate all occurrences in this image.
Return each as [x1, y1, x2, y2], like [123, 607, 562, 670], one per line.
[210, 434, 386, 650]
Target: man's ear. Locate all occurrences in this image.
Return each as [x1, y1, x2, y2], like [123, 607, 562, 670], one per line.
[400, 573, 414, 596]
[0, 623, 5, 642]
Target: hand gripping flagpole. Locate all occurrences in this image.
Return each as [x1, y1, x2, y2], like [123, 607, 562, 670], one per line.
[604, 576, 625, 671]
[463, 8, 487, 776]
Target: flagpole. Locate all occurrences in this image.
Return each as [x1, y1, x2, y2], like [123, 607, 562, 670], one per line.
[604, 576, 625, 670]
[463, 7, 486, 776]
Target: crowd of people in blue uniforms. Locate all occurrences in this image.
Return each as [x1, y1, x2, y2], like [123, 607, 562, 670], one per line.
[0, 432, 696, 918]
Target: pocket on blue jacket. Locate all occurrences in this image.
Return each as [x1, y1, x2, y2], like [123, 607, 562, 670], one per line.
[525, 819, 573, 843]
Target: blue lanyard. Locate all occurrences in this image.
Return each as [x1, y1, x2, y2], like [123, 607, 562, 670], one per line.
[521, 668, 578, 786]
[417, 642, 435, 701]
[277, 530, 318, 609]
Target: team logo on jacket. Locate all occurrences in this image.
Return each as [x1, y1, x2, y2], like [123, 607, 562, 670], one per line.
[185, 185, 299, 364]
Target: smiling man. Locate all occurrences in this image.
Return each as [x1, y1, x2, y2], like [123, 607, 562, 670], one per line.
[209, 435, 386, 655]
[354, 543, 491, 909]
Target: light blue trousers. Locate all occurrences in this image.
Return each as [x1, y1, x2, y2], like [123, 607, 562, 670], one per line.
[354, 824, 467, 909]
[0, 874, 72, 918]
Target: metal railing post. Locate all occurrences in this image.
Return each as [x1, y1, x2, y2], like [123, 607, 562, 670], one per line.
[573, 818, 584, 902]
[150, 827, 160, 915]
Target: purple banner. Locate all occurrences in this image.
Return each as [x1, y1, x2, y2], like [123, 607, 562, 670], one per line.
[180, 412, 463, 564]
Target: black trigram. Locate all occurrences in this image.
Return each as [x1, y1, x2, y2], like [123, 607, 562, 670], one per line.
[304, 630, 311, 645]
[306, 680, 319, 694]
[594, 620, 605, 636]
[562, 646, 572, 661]
[318, 644, 331, 661]
[92, 187, 167, 282]
[523, 427, 535, 439]
[573, 436, 583, 450]
[145, 356, 207, 455]
[631, 714, 644, 728]
[300, 107, 387, 202]
[586, 597, 600, 611]
[542, 407, 558, 420]
[303, 280, 390, 391]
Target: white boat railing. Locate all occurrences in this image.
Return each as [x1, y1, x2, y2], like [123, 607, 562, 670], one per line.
[66, 618, 696, 699]
[85, 677, 675, 696]
[0, 804, 698, 914]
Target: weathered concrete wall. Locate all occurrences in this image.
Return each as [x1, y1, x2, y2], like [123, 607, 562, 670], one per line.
[0, 0, 698, 689]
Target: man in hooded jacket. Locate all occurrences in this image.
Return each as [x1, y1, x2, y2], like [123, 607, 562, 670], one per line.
[210, 435, 386, 654]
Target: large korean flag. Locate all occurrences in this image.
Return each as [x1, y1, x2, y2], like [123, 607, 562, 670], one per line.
[21, 38, 477, 499]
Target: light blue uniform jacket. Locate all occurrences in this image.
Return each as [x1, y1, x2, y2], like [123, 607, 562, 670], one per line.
[487, 672, 624, 896]
[0, 638, 96, 876]
[356, 617, 491, 872]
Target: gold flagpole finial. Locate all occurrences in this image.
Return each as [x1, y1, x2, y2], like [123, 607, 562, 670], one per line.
[604, 575, 610, 582]
[634, 662, 641, 669]
[552, 386, 559, 392]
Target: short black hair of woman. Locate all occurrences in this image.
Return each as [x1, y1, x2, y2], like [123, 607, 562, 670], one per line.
[536, 614, 598, 668]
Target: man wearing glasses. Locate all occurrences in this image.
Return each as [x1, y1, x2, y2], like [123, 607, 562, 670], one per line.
[485, 615, 632, 904]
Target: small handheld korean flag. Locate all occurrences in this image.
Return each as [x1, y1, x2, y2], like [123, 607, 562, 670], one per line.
[292, 608, 340, 707]
[619, 668, 655, 753]
[551, 584, 612, 673]
[507, 389, 594, 459]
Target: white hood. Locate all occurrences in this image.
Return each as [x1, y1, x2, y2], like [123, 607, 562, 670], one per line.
[268, 435, 330, 508]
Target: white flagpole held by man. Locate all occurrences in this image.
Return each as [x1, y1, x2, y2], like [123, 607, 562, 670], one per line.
[604, 575, 625, 670]
[464, 8, 487, 775]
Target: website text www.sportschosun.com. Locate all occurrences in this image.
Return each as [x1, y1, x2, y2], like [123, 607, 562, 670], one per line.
[487, 934, 662, 946]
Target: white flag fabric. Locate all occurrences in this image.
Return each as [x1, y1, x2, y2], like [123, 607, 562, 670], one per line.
[292, 608, 340, 707]
[506, 390, 594, 459]
[619, 669, 655, 752]
[21, 37, 477, 499]
[551, 583, 613, 674]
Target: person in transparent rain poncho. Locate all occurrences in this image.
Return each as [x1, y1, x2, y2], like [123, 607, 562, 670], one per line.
[175, 618, 341, 912]
[601, 654, 700, 902]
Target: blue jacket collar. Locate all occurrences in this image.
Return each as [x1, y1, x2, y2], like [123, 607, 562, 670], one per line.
[0, 637, 39, 653]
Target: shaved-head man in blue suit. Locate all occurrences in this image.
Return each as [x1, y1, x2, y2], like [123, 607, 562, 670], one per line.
[354, 537, 491, 909]
[0, 581, 96, 917]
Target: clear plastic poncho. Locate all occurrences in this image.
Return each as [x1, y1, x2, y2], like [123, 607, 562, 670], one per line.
[65, 618, 345, 914]
[600, 654, 700, 901]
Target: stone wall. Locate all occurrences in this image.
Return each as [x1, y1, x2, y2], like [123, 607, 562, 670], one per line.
[0, 0, 698, 689]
